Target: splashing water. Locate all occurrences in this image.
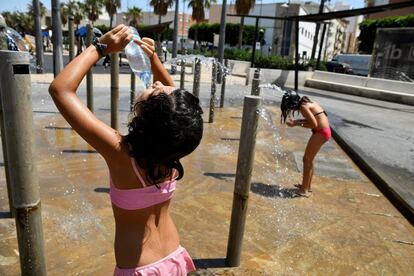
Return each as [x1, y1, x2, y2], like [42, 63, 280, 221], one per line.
[259, 83, 285, 94]
[0, 25, 45, 72]
[257, 106, 294, 186]
[167, 55, 231, 76]
[0, 27, 30, 51]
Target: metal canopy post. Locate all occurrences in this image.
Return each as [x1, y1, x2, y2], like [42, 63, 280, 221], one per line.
[294, 19, 299, 91]
[251, 17, 260, 68]
[316, 22, 328, 70]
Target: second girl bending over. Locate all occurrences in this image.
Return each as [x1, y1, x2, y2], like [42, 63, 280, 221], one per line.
[280, 91, 331, 197]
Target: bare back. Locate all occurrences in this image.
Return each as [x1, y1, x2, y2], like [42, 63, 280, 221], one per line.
[300, 101, 330, 129]
[108, 143, 180, 268]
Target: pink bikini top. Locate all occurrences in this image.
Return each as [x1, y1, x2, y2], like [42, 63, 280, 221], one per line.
[109, 158, 177, 210]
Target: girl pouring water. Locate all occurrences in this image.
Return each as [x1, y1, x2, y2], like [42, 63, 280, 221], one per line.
[49, 24, 203, 275]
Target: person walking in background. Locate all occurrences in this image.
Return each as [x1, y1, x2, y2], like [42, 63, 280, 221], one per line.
[280, 91, 331, 198]
[49, 24, 203, 275]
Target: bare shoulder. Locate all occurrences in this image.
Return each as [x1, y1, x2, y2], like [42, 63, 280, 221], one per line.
[300, 102, 311, 111]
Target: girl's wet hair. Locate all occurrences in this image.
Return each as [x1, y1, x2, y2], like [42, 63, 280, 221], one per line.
[124, 88, 203, 186]
[280, 90, 312, 123]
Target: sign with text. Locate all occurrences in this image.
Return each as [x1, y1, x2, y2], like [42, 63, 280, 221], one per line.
[369, 28, 414, 82]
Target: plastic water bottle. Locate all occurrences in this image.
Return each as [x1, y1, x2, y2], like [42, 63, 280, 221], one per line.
[125, 26, 152, 89]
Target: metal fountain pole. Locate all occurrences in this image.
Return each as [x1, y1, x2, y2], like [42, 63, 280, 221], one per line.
[220, 59, 229, 107]
[193, 57, 201, 98]
[68, 16, 75, 61]
[172, 0, 179, 74]
[209, 59, 217, 123]
[86, 24, 94, 112]
[33, 0, 44, 73]
[0, 50, 47, 276]
[217, 0, 228, 83]
[51, 0, 63, 76]
[130, 72, 136, 111]
[111, 52, 119, 130]
[226, 95, 261, 267]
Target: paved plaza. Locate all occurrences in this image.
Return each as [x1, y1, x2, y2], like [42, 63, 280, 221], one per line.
[0, 66, 413, 275]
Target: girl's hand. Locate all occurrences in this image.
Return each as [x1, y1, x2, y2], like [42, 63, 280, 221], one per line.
[99, 24, 132, 54]
[136, 38, 156, 60]
[286, 119, 296, 127]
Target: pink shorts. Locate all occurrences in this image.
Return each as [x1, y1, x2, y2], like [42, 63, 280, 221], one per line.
[113, 246, 196, 276]
[312, 127, 331, 141]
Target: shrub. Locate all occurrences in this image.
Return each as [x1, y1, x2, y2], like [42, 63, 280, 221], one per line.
[176, 48, 325, 71]
[188, 22, 264, 46]
[358, 14, 414, 53]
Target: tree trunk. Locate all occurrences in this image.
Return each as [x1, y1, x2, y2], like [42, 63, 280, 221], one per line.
[238, 16, 244, 49]
[110, 14, 113, 29]
[157, 15, 162, 58]
[193, 23, 198, 49]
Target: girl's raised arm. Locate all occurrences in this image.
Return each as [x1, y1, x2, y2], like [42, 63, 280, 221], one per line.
[136, 38, 175, 87]
[49, 25, 132, 160]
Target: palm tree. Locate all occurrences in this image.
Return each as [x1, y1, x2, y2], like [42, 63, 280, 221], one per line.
[149, 0, 173, 24]
[27, 1, 47, 19]
[25, 1, 47, 33]
[1, 12, 15, 27]
[126, 6, 142, 27]
[104, 0, 121, 29]
[149, 0, 173, 57]
[84, 0, 104, 24]
[60, 3, 69, 26]
[188, 0, 214, 49]
[70, 1, 84, 30]
[235, 0, 255, 49]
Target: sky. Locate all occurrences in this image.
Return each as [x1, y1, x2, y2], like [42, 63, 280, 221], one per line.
[0, 0, 365, 13]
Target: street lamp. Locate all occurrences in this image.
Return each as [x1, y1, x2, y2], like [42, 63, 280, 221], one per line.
[259, 28, 264, 54]
[280, 1, 290, 56]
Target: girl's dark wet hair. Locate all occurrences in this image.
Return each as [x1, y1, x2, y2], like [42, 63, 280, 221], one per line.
[124, 88, 203, 186]
[280, 90, 312, 123]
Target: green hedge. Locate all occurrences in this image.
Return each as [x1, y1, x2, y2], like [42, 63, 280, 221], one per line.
[358, 14, 414, 53]
[177, 48, 326, 71]
[188, 22, 265, 46]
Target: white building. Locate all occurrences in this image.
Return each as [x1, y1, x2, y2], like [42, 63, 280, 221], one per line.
[301, 1, 348, 60]
[334, 1, 363, 54]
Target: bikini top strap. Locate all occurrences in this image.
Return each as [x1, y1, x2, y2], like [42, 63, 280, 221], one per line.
[314, 110, 327, 116]
[130, 158, 147, 187]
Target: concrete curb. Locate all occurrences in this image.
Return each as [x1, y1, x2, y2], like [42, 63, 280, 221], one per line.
[330, 125, 414, 225]
[306, 79, 414, 106]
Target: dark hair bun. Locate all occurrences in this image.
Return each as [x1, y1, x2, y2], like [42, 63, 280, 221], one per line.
[125, 89, 203, 185]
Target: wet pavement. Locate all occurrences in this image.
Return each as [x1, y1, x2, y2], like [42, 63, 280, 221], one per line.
[0, 71, 414, 275]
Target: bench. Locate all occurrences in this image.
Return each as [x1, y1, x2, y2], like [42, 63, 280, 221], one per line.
[229, 60, 251, 85]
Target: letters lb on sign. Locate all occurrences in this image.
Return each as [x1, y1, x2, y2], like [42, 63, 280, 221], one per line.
[369, 27, 414, 81]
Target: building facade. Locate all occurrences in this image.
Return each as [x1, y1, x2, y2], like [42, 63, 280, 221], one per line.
[334, 1, 363, 54]
[365, 0, 414, 19]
